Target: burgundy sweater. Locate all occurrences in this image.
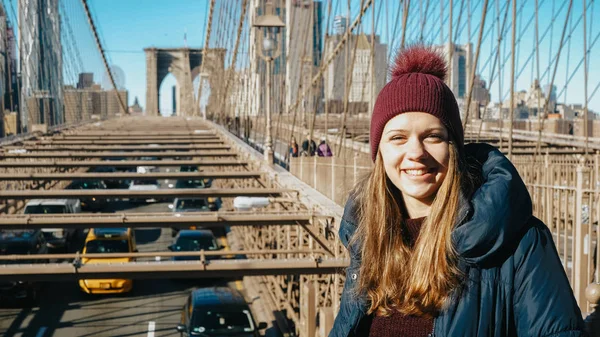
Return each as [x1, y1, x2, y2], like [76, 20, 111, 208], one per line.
[364, 217, 435, 337]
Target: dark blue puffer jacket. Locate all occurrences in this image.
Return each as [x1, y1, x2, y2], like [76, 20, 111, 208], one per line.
[330, 143, 586, 337]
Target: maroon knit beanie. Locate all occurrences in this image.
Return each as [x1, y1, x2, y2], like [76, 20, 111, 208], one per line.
[370, 46, 463, 161]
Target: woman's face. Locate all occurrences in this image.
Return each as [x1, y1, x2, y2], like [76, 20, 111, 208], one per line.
[379, 112, 450, 207]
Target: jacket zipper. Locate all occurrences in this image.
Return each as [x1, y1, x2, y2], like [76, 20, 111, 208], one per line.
[428, 318, 436, 337]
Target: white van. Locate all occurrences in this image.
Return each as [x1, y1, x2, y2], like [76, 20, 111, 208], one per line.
[23, 199, 82, 252]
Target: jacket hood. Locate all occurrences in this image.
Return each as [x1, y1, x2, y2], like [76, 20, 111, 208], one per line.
[452, 143, 532, 266]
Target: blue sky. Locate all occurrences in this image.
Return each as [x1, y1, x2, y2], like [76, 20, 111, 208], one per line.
[90, 0, 209, 112]
[87, 0, 600, 114]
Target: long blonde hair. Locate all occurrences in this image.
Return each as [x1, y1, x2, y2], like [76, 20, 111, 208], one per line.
[350, 143, 473, 317]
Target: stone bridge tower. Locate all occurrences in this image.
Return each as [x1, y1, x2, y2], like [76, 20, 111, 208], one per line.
[144, 48, 225, 116]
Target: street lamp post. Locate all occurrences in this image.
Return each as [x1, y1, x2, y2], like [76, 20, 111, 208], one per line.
[253, 3, 285, 165]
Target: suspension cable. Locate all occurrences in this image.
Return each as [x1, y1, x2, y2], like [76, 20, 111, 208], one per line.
[80, 0, 127, 116]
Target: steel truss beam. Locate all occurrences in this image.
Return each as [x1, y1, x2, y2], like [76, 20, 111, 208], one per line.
[0, 171, 263, 181]
[61, 131, 214, 136]
[49, 135, 221, 141]
[497, 149, 590, 155]
[0, 211, 315, 229]
[0, 249, 327, 261]
[0, 151, 236, 159]
[0, 258, 349, 281]
[3, 145, 231, 151]
[0, 188, 294, 199]
[54, 132, 219, 139]
[26, 140, 224, 145]
[0, 159, 248, 168]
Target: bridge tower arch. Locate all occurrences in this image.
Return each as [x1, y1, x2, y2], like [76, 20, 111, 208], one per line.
[144, 48, 225, 117]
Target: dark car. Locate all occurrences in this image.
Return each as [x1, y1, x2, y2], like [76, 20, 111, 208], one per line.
[175, 178, 206, 189]
[66, 180, 109, 211]
[176, 287, 267, 337]
[0, 230, 48, 303]
[170, 178, 221, 211]
[170, 198, 214, 237]
[88, 166, 130, 189]
[179, 165, 213, 187]
[169, 230, 222, 261]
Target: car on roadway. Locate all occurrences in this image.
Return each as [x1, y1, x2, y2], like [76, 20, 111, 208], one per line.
[168, 175, 221, 209]
[128, 179, 160, 203]
[87, 166, 130, 189]
[173, 178, 206, 189]
[169, 198, 214, 237]
[23, 199, 81, 253]
[0, 230, 48, 303]
[176, 287, 267, 337]
[169, 230, 223, 261]
[66, 180, 109, 211]
[179, 165, 213, 187]
[137, 156, 159, 174]
[78, 227, 137, 294]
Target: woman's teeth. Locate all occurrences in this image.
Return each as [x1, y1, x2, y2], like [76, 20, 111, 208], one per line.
[405, 169, 428, 176]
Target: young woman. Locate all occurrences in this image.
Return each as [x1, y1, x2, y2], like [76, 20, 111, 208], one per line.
[330, 46, 585, 336]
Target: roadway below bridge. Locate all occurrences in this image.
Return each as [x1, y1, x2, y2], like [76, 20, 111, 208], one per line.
[0, 201, 282, 337]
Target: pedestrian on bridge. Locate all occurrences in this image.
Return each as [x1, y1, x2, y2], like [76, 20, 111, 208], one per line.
[317, 137, 333, 157]
[301, 132, 317, 157]
[330, 46, 585, 337]
[289, 136, 299, 158]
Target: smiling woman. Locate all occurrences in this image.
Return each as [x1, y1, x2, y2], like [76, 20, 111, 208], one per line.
[329, 46, 586, 337]
[379, 113, 451, 218]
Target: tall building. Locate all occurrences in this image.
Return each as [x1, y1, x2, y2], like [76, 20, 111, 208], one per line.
[324, 33, 387, 111]
[19, 0, 63, 129]
[63, 85, 81, 124]
[25, 90, 55, 127]
[77, 73, 94, 89]
[248, 0, 323, 117]
[334, 15, 347, 35]
[471, 75, 491, 106]
[0, 4, 7, 137]
[522, 79, 555, 116]
[129, 96, 143, 115]
[4, 111, 16, 135]
[0, 3, 17, 136]
[433, 43, 473, 99]
[90, 84, 107, 118]
[249, 0, 282, 117]
[5, 24, 18, 114]
[106, 90, 128, 116]
[285, 0, 323, 117]
[544, 84, 557, 112]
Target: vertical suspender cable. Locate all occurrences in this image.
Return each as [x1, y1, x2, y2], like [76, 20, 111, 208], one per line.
[462, 0, 489, 130]
[508, 0, 517, 160]
[220, 0, 248, 124]
[448, 0, 454, 89]
[534, 0, 543, 159]
[195, 0, 216, 118]
[535, 0, 574, 152]
[440, 0, 444, 45]
[583, 0, 589, 154]
[400, 0, 411, 50]
[370, 0, 376, 116]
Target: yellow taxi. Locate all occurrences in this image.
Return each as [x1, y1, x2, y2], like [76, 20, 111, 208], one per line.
[78, 227, 137, 294]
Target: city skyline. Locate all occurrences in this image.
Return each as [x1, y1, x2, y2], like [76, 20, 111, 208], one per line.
[0, 0, 595, 118]
[87, 0, 600, 117]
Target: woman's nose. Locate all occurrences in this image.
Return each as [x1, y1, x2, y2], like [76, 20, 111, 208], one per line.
[405, 138, 428, 160]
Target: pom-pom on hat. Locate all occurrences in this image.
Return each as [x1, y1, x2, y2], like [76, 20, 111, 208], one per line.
[370, 45, 463, 161]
